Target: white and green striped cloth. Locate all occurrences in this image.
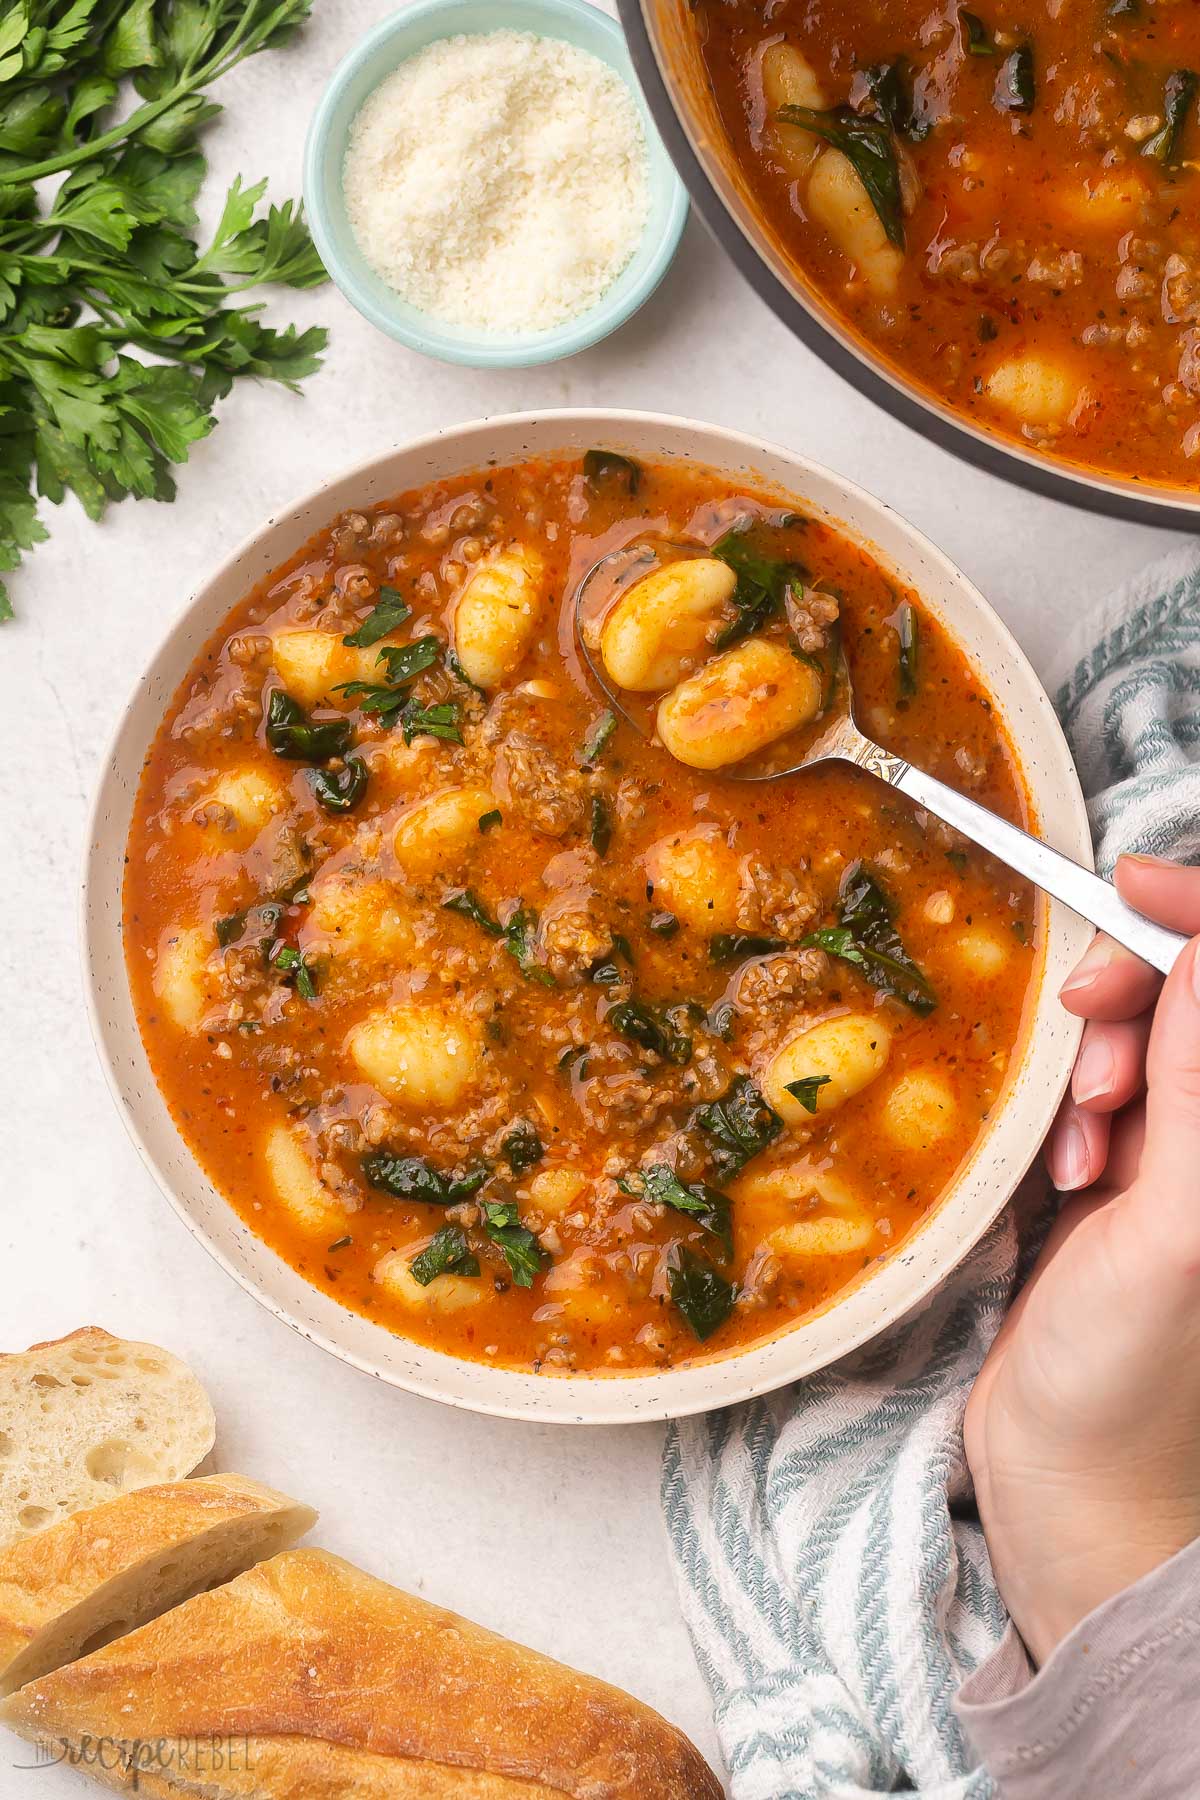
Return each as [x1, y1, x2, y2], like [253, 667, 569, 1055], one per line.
[662, 543, 1200, 1799]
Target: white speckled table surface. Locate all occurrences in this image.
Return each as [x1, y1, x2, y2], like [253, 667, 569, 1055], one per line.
[0, 1, 1188, 1791]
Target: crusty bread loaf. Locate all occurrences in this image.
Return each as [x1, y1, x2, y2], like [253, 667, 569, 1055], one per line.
[0, 1474, 316, 1698]
[1, 1548, 722, 1798]
[0, 1329, 215, 1544]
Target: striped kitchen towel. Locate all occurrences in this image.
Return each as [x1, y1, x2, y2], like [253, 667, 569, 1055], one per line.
[662, 540, 1200, 1799]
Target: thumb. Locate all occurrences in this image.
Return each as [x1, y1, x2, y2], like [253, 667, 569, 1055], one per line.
[1137, 934, 1200, 1245]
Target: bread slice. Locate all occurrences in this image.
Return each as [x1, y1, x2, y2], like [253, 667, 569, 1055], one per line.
[0, 1328, 215, 1544]
[0, 1548, 722, 1798]
[0, 1474, 316, 1698]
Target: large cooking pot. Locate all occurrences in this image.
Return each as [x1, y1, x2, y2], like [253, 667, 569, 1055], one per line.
[618, 0, 1200, 531]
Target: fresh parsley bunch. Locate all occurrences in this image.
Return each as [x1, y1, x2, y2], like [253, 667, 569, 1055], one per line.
[0, 0, 329, 620]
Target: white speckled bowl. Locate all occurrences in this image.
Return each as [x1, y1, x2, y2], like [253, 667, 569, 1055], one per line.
[83, 411, 1091, 1424]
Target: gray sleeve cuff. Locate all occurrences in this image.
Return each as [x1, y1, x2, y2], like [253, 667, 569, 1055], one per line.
[954, 1537, 1200, 1798]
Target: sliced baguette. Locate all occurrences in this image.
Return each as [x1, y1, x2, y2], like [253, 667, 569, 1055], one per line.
[0, 1328, 215, 1545]
[0, 1547, 722, 1798]
[0, 1474, 316, 1698]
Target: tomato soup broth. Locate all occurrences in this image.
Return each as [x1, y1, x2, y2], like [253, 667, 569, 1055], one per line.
[693, 1, 1200, 489]
[124, 453, 1036, 1374]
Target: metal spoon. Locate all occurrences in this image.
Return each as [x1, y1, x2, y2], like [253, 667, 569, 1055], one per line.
[576, 600, 1186, 976]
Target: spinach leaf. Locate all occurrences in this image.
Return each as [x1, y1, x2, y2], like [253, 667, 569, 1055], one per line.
[583, 449, 641, 496]
[591, 934, 633, 988]
[784, 1074, 831, 1114]
[270, 943, 318, 1000]
[501, 1119, 544, 1174]
[443, 888, 503, 936]
[265, 689, 352, 763]
[580, 709, 618, 768]
[862, 58, 930, 141]
[216, 899, 285, 949]
[401, 700, 463, 745]
[502, 906, 555, 987]
[706, 998, 736, 1041]
[410, 1225, 480, 1286]
[994, 44, 1034, 112]
[709, 932, 787, 965]
[649, 910, 679, 937]
[694, 1076, 783, 1179]
[804, 862, 936, 1014]
[627, 1164, 734, 1259]
[342, 587, 411, 648]
[711, 525, 809, 649]
[606, 997, 693, 1065]
[896, 601, 919, 699]
[482, 1200, 545, 1287]
[362, 1154, 489, 1205]
[306, 755, 368, 814]
[667, 1243, 735, 1341]
[334, 635, 441, 720]
[478, 808, 503, 833]
[1142, 70, 1197, 166]
[776, 104, 905, 247]
[590, 794, 612, 857]
[959, 9, 994, 54]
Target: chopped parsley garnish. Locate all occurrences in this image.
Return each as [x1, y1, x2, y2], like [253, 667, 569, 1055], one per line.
[306, 755, 368, 814]
[410, 1225, 480, 1286]
[1143, 70, 1197, 166]
[444, 888, 503, 936]
[478, 808, 503, 833]
[649, 911, 679, 937]
[694, 1076, 783, 1180]
[994, 43, 1034, 113]
[334, 635, 442, 721]
[342, 587, 411, 647]
[265, 689, 352, 763]
[959, 8, 994, 54]
[804, 862, 936, 1014]
[784, 1074, 832, 1114]
[502, 906, 555, 986]
[580, 709, 618, 768]
[776, 104, 905, 247]
[362, 1155, 488, 1205]
[501, 1120, 544, 1174]
[215, 899, 284, 949]
[270, 943, 318, 1000]
[667, 1243, 735, 1341]
[401, 700, 463, 745]
[482, 1200, 545, 1287]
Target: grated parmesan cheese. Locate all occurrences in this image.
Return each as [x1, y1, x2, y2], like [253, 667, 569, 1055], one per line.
[343, 30, 652, 335]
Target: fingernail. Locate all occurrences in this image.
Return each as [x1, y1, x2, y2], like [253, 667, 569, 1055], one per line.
[1073, 1036, 1114, 1104]
[1060, 940, 1116, 996]
[1119, 852, 1172, 868]
[1191, 939, 1200, 1005]
[1050, 1115, 1090, 1191]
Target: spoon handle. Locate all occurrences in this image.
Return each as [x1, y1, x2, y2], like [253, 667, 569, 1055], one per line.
[894, 762, 1187, 976]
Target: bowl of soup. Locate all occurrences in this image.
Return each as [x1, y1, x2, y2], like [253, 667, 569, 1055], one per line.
[618, 0, 1200, 528]
[84, 410, 1090, 1423]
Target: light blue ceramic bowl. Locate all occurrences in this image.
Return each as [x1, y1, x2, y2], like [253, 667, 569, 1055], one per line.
[303, 0, 688, 367]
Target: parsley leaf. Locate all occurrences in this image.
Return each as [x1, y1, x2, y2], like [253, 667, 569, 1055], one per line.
[482, 1200, 545, 1287]
[270, 942, 317, 1000]
[784, 1074, 831, 1114]
[579, 709, 617, 768]
[343, 586, 411, 647]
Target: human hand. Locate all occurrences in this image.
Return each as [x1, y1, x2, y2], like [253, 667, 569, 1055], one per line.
[964, 855, 1200, 1666]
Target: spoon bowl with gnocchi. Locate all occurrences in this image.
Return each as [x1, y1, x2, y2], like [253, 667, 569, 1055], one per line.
[86, 411, 1092, 1423]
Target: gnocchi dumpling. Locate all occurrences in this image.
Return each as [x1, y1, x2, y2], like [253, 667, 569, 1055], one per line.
[269, 631, 390, 707]
[347, 1003, 484, 1108]
[192, 767, 285, 845]
[805, 148, 905, 297]
[1054, 169, 1148, 231]
[760, 42, 826, 181]
[767, 1213, 875, 1260]
[374, 1247, 484, 1312]
[600, 558, 736, 692]
[737, 1161, 875, 1257]
[761, 1011, 892, 1124]
[541, 1252, 618, 1324]
[657, 638, 822, 770]
[983, 353, 1080, 428]
[524, 1168, 589, 1217]
[264, 1122, 348, 1231]
[306, 872, 411, 958]
[453, 544, 545, 690]
[952, 926, 1011, 979]
[643, 827, 741, 932]
[881, 1067, 958, 1149]
[393, 785, 497, 880]
[153, 925, 223, 1032]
